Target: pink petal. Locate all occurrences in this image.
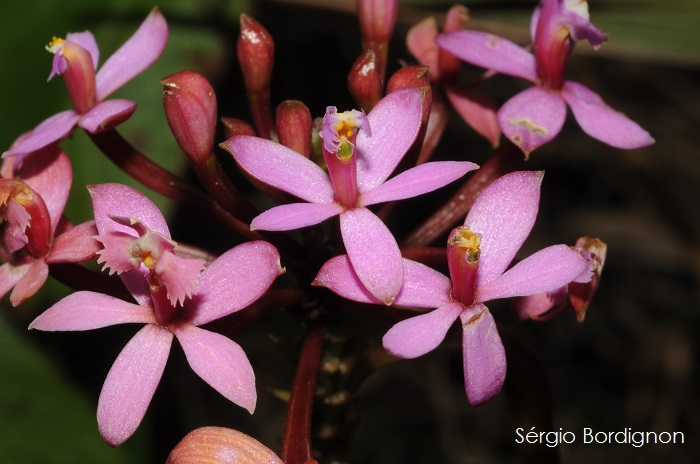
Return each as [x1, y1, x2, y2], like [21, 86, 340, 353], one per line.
[360, 161, 478, 206]
[0, 260, 32, 301]
[95, 8, 169, 101]
[2, 110, 80, 159]
[460, 304, 506, 405]
[561, 81, 654, 149]
[29, 291, 155, 331]
[314, 255, 452, 308]
[89, 183, 170, 238]
[513, 286, 568, 320]
[65, 31, 100, 70]
[250, 202, 343, 232]
[10, 259, 49, 306]
[95, 230, 140, 274]
[355, 88, 424, 192]
[382, 301, 463, 358]
[340, 207, 403, 304]
[155, 251, 205, 306]
[47, 221, 101, 263]
[476, 244, 589, 302]
[98, 324, 173, 446]
[406, 17, 440, 80]
[173, 324, 256, 413]
[465, 171, 543, 286]
[18, 147, 72, 233]
[445, 85, 501, 147]
[222, 136, 334, 203]
[78, 99, 137, 133]
[497, 87, 567, 156]
[188, 241, 283, 326]
[436, 30, 538, 82]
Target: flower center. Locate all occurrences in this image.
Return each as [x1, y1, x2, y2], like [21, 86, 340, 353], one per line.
[447, 226, 481, 305]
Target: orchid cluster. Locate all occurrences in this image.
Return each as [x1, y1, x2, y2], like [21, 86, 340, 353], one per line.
[2, 1, 649, 462]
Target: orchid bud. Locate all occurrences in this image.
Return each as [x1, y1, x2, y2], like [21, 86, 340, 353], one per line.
[276, 100, 312, 158]
[162, 70, 217, 164]
[167, 427, 283, 464]
[221, 117, 256, 139]
[348, 49, 382, 111]
[47, 39, 96, 114]
[439, 5, 469, 84]
[358, 0, 399, 50]
[238, 14, 275, 139]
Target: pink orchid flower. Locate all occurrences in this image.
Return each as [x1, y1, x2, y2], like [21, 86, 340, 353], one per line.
[436, 0, 654, 155]
[0, 145, 99, 306]
[30, 183, 284, 446]
[3, 8, 168, 160]
[314, 171, 591, 405]
[221, 88, 478, 304]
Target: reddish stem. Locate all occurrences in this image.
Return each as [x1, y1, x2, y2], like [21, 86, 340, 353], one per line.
[281, 323, 324, 464]
[401, 141, 524, 247]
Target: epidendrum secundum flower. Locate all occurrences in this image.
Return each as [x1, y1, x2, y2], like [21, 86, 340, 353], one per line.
[30, 183, 284, 446]
[3, 8, 168, 160]
[436, 0, 654, 155]
[315, 171, 592, 405]
[0, 145, 99, 305]
[221, 88, 478, 304]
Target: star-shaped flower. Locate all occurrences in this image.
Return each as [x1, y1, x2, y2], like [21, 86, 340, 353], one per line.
[30, 183, 284, 446]
[315, 171, 591, 405]
[221, 88, 478, 304]
[436, 0, 654, 155]
[3, 9, 168, 160]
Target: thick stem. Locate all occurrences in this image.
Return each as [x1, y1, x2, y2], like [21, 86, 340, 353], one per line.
[281, 323, 324, 464]
[401, 141, 524, 247]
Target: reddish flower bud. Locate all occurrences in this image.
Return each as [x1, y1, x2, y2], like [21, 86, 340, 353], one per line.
[162, 70, 217, 164]
[238, 14, 275, 139]
[276, 100, 312, 158]
[358, 0, 399, 49]
[439, 5, 470, 84]
[221, 117, 256, 139]
[167, 427, 283, 464]
[0, 180, 52, 258]
[348, 49, 382, 111]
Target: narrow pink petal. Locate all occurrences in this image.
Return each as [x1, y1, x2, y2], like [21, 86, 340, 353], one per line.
[47, 221, 101, 263]
[222, 136, 334, 203]
[173, 324, 256, 413]
[0, 261, 31, 301]
[436, 30, 538, 82]
[445, 85, 501, 147]
[89, 183, 170, 237]
[383, 301, 463, 358]
[476, 244, 589, 302]
[95, 8, 169, 101]
[561, 81, 654, 149]
[497, 87, 566, 156]
[2, 110, 80, 159]
[250, 202, 343, 232]
[339, 207, 402, 304]
[29, 291, 155, 331]
[10, 259, 49, 306]
[78, 99, 136, 133]
[188, 241, 283, 326]
[314, 255, 452, 309]
[465, 171, 543, 286]
[356, 88, 424, 192]
[18, 147, 72, 232]
[460, 303, 506, 406]
[360, 161, 478, 206]
[98, 324, 173, 446]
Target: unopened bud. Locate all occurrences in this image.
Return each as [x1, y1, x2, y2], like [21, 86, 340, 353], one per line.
[162, 70, 217, 164]
[276, 100, 312, 158]
[358, 0, 399, 48]
[221, 117, 256, 139]
[348, 49, 382, 111]
[439, 5, 470, 84]
[167, 427, 283, 464]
